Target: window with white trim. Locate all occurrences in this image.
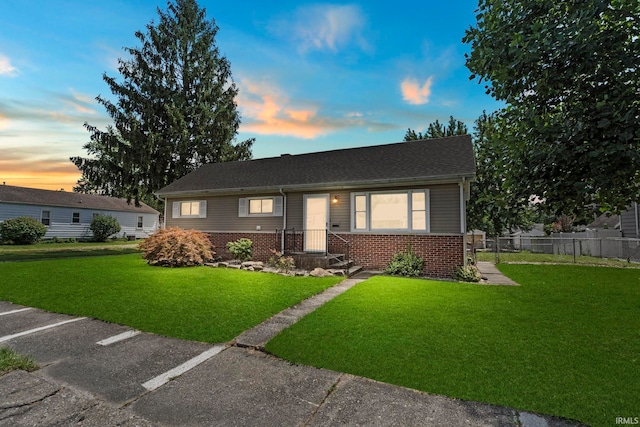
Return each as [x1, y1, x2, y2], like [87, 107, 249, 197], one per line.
[72, 212, 80, 224]
[172, 201, 207, 218]
[137, 216, 143, 228]
[238, 197, 283, 217]
[350, 190, 429, 232]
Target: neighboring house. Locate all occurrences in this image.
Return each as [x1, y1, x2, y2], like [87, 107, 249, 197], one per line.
[0, 184, 159, 240]
[619, 204, 639, 238]
[156, 135, 476, 277]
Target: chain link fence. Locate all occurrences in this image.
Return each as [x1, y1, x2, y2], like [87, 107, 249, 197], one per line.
[479, 235, 640, 264]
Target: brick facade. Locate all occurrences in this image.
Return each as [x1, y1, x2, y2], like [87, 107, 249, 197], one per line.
[208, 232, 279, 262]
[210, 231, 464, 278]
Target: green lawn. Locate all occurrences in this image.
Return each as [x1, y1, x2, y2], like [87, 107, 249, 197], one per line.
[266, 265, 640, 427]
[0, 240, 140, 261]
[0, 254, 341, 342]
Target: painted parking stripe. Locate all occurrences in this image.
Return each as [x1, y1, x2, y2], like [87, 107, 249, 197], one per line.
[97, 330, 141, 346]
[0, 317, 87, 344]
[0, 308, 33, 316]
[142, 345, 226, 391]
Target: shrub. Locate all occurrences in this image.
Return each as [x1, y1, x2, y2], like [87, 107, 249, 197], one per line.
[384, 247, 424, 277]
[226, 238, 253, 261]
[139, 227, 215, 267]
[454, 265, 482, 282]
[90, 215, 121, 242]
[0, 216, 47, 245]
[267, 249, 295, 272]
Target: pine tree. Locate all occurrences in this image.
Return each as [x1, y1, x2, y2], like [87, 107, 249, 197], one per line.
[403, 116, 468, 141]
[71, 0, 253, 206]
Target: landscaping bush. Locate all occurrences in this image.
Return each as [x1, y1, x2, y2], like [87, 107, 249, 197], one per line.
[226, 238, 253, 261]
[90, 214, 121, 242]
[0, 216, 47, 245]
[384, 247, 424, 277]
[267, 249, 296, 273]
[454, 265, 482, 282]
[139, 227, 215, 267]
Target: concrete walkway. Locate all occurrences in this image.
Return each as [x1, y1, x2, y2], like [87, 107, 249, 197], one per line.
[477, 261, 520, 286]
[1, 274, 584, 427]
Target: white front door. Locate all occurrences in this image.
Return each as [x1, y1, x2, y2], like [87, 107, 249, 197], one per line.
[304, 194, 329, 252]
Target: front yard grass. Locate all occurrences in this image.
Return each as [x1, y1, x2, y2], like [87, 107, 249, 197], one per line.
[0, 254, 341, 342]
[265, 265, 639, 427]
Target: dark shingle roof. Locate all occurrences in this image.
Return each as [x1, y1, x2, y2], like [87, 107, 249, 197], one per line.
[157, 135, 475, 195]
[0, 185, 159, 214]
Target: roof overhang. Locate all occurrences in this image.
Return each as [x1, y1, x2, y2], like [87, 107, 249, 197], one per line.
[155, 173, 476, 199]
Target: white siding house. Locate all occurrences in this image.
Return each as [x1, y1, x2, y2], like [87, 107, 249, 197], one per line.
[0, 185, 159, 240]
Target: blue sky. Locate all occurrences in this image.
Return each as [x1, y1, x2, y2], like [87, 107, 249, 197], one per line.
[0, 0, 502, 191]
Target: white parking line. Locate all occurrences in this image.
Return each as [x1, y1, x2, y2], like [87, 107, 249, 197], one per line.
[0, 317, 87, 344]
[142, 345, 226, 391]
[0, 308, 33, 316]
[97, 330, 141, 346]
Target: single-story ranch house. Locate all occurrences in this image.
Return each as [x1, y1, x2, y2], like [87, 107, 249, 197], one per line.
[156, 135, 476, 277]
[0, 184, 159, 240]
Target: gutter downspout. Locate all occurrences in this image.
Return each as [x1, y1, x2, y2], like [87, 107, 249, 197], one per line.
[460, 177, 468, 268]
[279, 188, 287, 253]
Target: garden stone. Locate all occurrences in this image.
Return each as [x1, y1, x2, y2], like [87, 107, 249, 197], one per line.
[310, 267, 333, 277]
[218, 262, 229, 268]
[228, 264, 242, 269]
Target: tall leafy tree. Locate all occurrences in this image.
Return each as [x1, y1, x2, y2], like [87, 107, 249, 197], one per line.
[404, 116, 468, 141]
[71, 0, 253, 206]
[466, 111, 536, 235]
[463, 0, 640, 214]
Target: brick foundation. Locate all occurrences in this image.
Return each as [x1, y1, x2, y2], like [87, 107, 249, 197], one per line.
[208, 232, 279, 262]
[209, 231, 464, 278]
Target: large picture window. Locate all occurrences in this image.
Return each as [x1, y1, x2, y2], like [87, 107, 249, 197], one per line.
[351, 190, 429, 232]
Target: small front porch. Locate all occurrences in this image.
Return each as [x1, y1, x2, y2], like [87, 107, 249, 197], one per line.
[275, 229, 362, 276]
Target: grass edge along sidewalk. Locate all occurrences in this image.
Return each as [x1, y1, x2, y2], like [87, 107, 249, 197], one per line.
[266, 265, 640, 427]
[0, 254, 342, 343]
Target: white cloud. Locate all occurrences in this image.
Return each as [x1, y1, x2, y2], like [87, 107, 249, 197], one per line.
[401, 76, 434, 105]
[271, 4, 369, 53]
[0, 54, 18, 77]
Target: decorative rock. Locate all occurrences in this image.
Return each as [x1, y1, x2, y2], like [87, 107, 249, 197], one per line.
[228, 264, 242, 269]
[218, 262, 229, 268]
[261, 267, 280, 274]
[204, 263, 219, 268]
[310, 267, 333, 277]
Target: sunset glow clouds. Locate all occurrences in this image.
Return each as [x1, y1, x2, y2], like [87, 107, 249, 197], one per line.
[401, 76, 434, 105]
[1, 1, 501, 191]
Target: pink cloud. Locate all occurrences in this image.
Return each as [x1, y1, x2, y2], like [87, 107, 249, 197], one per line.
[401, 76, 434, 105]
[237, 79, 333, 139]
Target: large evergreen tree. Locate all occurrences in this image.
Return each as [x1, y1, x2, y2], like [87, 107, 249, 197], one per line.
[71, 0, 253, 206]
[463, 0, 640, 214]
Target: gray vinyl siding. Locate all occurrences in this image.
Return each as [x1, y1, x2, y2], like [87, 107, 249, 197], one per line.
[165, 183, 462, 235]
[0, 202, 158, 240]
[166, 195, 284, 232]
[429, 184, 461, 233]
